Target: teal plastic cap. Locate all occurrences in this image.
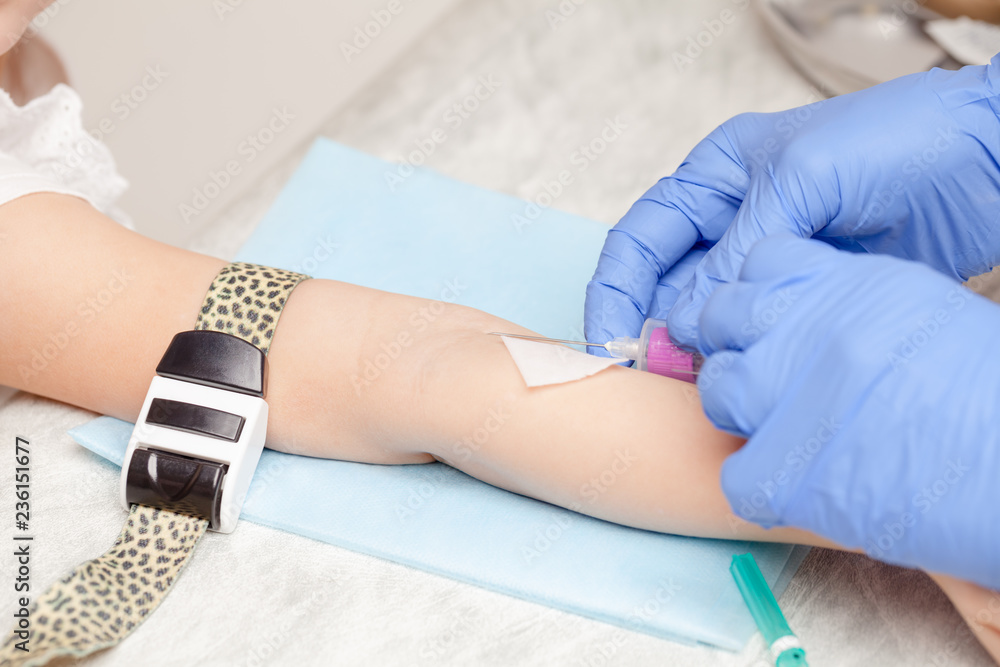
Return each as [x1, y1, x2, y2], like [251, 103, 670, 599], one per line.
[731, 553, 810, 667]
[776, 647, 809, 667]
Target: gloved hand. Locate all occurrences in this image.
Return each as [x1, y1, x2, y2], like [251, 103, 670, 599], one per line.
[585, 56, 1000, 352]
[698, 234, 1000, 590]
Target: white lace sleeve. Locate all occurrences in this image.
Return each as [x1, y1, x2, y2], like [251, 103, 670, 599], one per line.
[0, 83, 132, 229]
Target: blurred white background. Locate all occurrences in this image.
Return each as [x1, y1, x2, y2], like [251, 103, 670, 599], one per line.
[39, 0, 462, 246]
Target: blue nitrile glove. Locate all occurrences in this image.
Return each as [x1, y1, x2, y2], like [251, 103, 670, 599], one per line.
[697, 234, 1000, 590]
[585, 56, 1000, 352]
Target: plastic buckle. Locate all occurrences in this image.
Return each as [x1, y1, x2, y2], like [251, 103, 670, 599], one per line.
[120, 331, 269, 533]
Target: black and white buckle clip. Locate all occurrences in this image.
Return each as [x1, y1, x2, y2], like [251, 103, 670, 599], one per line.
[120, 330, 269, 533]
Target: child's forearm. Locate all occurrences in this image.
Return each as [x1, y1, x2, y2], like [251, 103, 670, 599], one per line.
[0, 192, 814, 543]
[359, 304, 831, 545]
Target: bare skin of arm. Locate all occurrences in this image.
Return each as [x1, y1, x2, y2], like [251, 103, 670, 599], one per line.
[1, 193, 997, 661]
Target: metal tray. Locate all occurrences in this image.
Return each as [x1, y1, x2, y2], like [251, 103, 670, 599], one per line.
[757, 0, 964, 95]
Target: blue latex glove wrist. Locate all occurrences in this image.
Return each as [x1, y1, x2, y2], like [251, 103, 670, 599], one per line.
[698, 234, 1000, 590]
[585, 56, 1000, 351]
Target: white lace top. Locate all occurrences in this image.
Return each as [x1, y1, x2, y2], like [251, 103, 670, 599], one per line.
[0, 82, 131, 227]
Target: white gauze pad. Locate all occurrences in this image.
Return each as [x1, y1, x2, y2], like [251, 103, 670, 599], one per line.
[500, 335, 625, 387]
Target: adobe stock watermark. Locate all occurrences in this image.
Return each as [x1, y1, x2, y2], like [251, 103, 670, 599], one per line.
[742, 87, 832, 172]
[929, 602, 1000, 667]
[213, 0, 245, 21]
[511, 115, 628, 233]
[572, 578, 682, 666]
[858, 125, 959, 228]
[625, 578, 683, 631]
[88, 65, 169, 142]
[398, 398, 514, 523]
[236, 453, 295, 521]
[886, 281, 976, 370]
[340, 0, 413, 63]
[521, 506, 581, 565]
[877, 0, 927, 38]
[234, 587, 334, 667]
[234, 438, 313, 523]
[451, 401, 513, 463]
[736, 416, 843, 521]
[864, 459, 968, 560]
[179, 107, 295, 224]
[545, 0, 587, 30]
[17, 267, 134, 384]
[673, 0, 751, 72]
[522, 448, 638, 565]
[350, 278, 468, 395]
[691, 287, 798, 397]
[285, 235, 340, 275]
[394, 464, 452, 523]
[383, 74, 502, 191]
[580, 449, 637, 504]
[418, 607, 486, 661]
[739, 288, 796, 343]
[5, 0, 73, 44]
[951, 593, 1000, 664]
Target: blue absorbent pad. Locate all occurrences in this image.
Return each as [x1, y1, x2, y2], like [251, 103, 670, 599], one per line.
[68, 138, 810, 651]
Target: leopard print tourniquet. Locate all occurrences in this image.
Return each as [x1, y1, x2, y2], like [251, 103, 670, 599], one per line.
[195, 262, 311, 355]
[0, 506, 207, 666]
[0, 262, 310, 666]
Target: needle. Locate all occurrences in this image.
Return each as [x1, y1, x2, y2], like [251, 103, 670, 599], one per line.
[486, 332, 606, 347]
[488, 331, 701, 378]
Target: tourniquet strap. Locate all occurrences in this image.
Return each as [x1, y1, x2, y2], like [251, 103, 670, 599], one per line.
[0, 262, 310, 666]
[0, 507, 206, 666]
[194, 262, 310, 356]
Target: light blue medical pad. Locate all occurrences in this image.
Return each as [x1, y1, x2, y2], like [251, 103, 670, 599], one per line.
[68, 138, 809, 651]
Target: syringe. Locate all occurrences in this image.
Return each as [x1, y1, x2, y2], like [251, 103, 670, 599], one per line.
[488, 318, 703, 383]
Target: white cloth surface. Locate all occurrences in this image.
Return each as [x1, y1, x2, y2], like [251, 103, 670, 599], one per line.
[500, 336, 624, 387]
[2, 1, 999, 665]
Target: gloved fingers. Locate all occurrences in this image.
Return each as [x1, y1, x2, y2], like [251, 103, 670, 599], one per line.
[584, 205, 695, 351]
[585, 192, 725, 348]
[667, 176, 810, 349]
[718, 378, 852, 530]
[586, 247, 707, 359]
[719, 442, 783, 526]
[695, 235, 838, 356]
[737, 234, 842, 282]
[696, 280, 777, 355]
[696, 350, 747, 435]
[585, 118, 765, 348]
[647, 246, 708, 322]
[715, 395, 825, 529]
[695, 348, 775, 437]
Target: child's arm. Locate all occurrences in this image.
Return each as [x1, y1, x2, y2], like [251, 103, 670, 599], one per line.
[2, 193, 998, 662]
[0, 192, 787, 540]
